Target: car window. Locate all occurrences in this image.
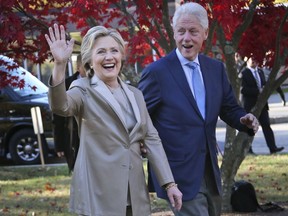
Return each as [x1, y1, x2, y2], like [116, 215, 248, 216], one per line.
[9, 68, 48, 97]
[0, 56, 48, 97]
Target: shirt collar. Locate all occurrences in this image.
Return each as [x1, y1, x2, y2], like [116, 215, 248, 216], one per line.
[176, 48, 200, 66]
[248, 66, 257, 73]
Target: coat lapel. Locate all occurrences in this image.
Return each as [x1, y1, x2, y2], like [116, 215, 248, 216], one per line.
[120, 80, 141, 135]
[91, 76, 141, 134]
[165, 51, 204, 119]
[91, 76, 128, 131]
[247, 69, 258, 87]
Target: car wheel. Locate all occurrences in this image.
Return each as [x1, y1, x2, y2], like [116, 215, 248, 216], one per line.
[9, 129, 47, 165]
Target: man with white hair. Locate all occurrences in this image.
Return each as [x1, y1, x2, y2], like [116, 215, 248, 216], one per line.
[139, 2, 259, 216]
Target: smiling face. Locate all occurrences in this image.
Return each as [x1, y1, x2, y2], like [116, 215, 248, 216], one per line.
[91, 36, 123, 83]
[173, 14, 208, 61]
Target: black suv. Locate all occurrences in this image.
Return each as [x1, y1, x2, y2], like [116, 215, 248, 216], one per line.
[0, 55, 54, 165]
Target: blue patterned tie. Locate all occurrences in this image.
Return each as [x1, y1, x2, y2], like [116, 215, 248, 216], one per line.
[254, 69, 261, 90]
[189, 62, 206, 119]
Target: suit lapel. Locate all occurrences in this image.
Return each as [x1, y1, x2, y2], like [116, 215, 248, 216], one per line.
[91, 76, 128, 131]
[91, 76, 141, 134]
[165, 51, 204, 119]
[247, 69, 259, 87]
[258, 69, 266, 87]
[121, 82, 141, 135]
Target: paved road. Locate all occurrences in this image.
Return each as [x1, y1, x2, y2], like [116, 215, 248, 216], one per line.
[217, 122, 288, 155]
[217, 90, 288, 155]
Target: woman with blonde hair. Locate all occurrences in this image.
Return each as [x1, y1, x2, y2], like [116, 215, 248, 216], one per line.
[45, 24, 182, 216]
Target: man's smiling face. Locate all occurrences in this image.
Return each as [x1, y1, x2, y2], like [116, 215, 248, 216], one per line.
[173, 14, 208, 61]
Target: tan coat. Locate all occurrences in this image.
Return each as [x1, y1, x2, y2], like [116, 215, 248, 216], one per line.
[49, 76, 174, 216]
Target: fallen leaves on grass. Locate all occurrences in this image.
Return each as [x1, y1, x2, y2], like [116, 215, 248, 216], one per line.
[45, 182, 56, 192]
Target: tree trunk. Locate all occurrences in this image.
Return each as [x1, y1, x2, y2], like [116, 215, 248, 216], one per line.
[221, 128, 254, 212]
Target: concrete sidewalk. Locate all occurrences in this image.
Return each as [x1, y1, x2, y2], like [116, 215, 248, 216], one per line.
[217, 91, 288, 155]
[267, 91, 288, 124]
[217, 90, 288, 126]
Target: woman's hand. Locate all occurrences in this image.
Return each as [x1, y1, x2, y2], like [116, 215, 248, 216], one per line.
[45, 24, 74, 64]
[166, 183, 182, 211]
[45, 24, 75, 85]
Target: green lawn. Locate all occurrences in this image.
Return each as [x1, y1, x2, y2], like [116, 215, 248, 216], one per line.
[0, 154, 287, 215]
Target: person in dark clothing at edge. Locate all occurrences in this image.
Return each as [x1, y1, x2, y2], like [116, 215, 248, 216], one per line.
[241, 56, 285, 155]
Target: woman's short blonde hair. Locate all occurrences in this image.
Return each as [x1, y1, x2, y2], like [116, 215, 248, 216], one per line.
[81, 26, 126, 78]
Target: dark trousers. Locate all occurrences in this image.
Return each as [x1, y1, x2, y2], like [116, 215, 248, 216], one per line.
[276, 87, 286, 103]
[258, 108, 277, 151]
[126, 206, 133, 216]
[169, 154, 222, 216]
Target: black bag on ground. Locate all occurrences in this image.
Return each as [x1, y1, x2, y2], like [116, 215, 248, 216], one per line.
[231, 180, 259, 212]
[231, 180, 285, 213]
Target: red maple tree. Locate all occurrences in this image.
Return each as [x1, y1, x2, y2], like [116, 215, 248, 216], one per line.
[1, 0, 287, 71]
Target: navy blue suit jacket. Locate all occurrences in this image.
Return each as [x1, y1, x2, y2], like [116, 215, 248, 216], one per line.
[241, 68, 269, 112]
[138, 50, 253, 201]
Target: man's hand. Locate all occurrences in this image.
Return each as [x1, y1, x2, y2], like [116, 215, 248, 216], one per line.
[240, 113, 259, 134]
[57, 151, 65, 157]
